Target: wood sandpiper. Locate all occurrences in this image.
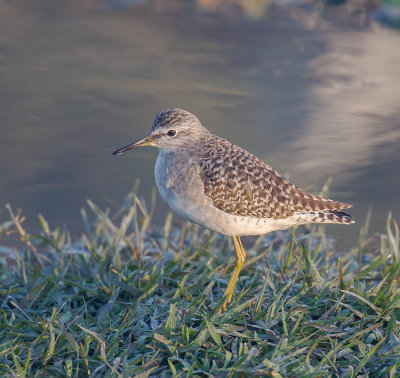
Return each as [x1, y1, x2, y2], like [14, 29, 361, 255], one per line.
[113, 108, 354, 311]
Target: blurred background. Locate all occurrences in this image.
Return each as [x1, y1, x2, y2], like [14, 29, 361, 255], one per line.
[0, 0, 399, 248]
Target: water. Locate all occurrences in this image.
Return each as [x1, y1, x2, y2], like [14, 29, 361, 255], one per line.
[1, 1, 399, 249]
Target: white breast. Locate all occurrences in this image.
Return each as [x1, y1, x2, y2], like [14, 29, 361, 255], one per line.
[154, 149, 206, 223]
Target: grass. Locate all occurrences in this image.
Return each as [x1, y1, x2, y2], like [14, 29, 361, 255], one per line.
[0, 186, 400, 377]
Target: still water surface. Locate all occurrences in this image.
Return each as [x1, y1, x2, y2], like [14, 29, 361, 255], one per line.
[1, 1, 399, 248]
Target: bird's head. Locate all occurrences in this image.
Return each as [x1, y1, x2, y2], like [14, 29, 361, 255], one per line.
[112, 108, 209, 155]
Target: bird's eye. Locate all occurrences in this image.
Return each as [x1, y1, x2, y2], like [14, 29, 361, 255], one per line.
[167, 130, 176, 137]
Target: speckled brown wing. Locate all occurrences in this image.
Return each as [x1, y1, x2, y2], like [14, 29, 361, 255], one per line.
[198, 135, 352, 219]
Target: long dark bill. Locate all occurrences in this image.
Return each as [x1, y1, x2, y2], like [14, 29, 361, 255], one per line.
[112, 136, 153, 156]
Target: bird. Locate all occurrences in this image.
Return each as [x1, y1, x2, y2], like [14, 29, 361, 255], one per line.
[113, 108, 354, 311]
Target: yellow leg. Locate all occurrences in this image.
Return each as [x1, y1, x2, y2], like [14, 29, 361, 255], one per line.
[221, 236, 246, 311]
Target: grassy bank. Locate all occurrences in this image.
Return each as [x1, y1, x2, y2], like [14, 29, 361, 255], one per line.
[0, 189, 399, 377]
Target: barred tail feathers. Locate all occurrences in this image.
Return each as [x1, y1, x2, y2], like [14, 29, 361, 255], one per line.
[295, 210, 354, 225]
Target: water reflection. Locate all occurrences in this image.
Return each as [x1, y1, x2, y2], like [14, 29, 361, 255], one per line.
[0, 0, 399, 249]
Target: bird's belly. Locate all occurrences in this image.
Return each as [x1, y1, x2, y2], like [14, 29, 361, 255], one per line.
[163, 191, 297, 236]
[155, 151, 298, 236]
[156, 174, 296, 236]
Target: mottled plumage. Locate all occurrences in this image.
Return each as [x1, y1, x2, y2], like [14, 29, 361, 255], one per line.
[198, 134, 352, 222]
[113, 107, 354, 311]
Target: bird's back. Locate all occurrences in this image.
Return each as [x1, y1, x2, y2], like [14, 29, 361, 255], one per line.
[197, 134, 353, 224]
